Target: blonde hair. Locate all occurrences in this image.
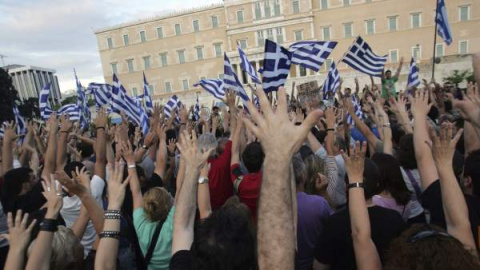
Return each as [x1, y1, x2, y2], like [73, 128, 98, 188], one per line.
[51, 226, 84, 270]
[304, 155, 326, 195]
[144, 187, 173, 222]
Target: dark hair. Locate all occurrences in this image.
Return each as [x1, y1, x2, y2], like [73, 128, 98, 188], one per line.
[299, 145, 314, 161]
[64, 161, 85, 178]
[372, 153, 411, 206]
[191, 197, 257, 270]
[385, 224, 480, 270]
[397, 134, 418, 169]
[1, 167, 33, 201]
[386, 70, 392, 74]
[76, 142, 94, 159]
[165, 129, 177, 142]
[242, 142, 264, 173]
[391, 123, 405, 146]
[311, 128, 327, 144]
[464, 150, 480, 197]
[292, 155, 306, 185]
[346, 158, 379, 200]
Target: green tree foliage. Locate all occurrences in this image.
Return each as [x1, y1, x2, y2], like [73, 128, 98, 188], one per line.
[443, 70, 473, 87]
[0, 68, 20, 123]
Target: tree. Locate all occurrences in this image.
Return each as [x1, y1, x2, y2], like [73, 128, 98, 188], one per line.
[0, 68, 20, 123]
[18, 97, 40, 120]
[61, 95, 77, 106]
[443, 70, 473, 87]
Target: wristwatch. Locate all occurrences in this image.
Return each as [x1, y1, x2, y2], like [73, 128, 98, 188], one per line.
[198, 177, 209, 184]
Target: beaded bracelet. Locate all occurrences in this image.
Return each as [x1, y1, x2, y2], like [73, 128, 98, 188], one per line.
[40, 219, 58, 232]
[99, 231, 120, 239]
[105, 210, 122, 220]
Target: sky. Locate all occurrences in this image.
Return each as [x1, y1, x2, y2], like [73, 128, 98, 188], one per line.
[0, 0, 221, 94]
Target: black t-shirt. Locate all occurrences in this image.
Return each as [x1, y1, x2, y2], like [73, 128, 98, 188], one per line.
[315, 206, 406, 270]
[170, 250, 193, 270]
[421, 179, 480, 248]
[1, 180, 46, 214]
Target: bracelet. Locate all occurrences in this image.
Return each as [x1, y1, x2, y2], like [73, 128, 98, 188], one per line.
[40, 218, 58, 232]
[60, 131, 69, 134]
[347, 182, 364, 189]
[127, 164, 136, 169]
[326, 128, 335, 132]
[96, 126, 105, 131]
[99, 231, 120, 239]
[105, 210, 122, 220]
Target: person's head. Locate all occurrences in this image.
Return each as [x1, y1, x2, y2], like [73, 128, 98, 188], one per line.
[143, 187, 173, 222]
[463, 150, 480, 196]
[304, 154, 327, 195]
[371, 153, 411, 206]
[293, 155, 307, 187]
[166, 129, 177, 142]
[391, 123, 406, 147]
[63, 161, 85, 179]
[28, 226, 84, 270]
[397, 134, 418, 169]
[333, 135, 347, 155]
[1, 167, 35, 203]
[385, 70, 392, 79]
[242, 142, 264, 173]
[191, 196, 257, 270]
[345, 158, 380, 200]
[197, 133, 219, 158]
[385, 224, 480, 270]
[298, 145, 314, 161]
[344, 88, 352, 96]
[76, 142, 94, 160]
[217, 137, 229, 155]
[212, 106, 220, 115]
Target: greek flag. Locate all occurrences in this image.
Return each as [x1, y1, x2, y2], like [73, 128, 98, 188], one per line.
[39, 83, 54, 120]
[86, 83, 111, 108]
[57, 104, 80, 121]
[262, 39, 292, 93]
[111, 74, 142, 125]
[435, 0, 453, 45]
[347, 96, 363, 125]
[407, 58, 420, 92]
[342, 36, 387, 77]
[193, 79, 225, 100]
[13, 105, 27, 135]
[143, 72, 153, 115]
[194, 95, 200, 121]
[322, 62, 340, 99]
[253, 96, 260, 108]
[224, 53, 249, 101]
[290, 41, 337, 72]
[164, 95, 179, 119]
[74, 71, 90, 129]
[238, 45, 261, 84]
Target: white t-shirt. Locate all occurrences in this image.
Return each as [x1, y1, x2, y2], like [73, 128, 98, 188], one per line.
[60, 175, 105, 257]
[400, 167, 424, 219]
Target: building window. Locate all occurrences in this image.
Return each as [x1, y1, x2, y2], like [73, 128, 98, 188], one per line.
[274, 0, 281, 16]
[157, 27, 164, 38]
[107, 38, 113, 49]
[239, 39, 248, 49]
[343, 0, 350, 6]
[389, 49, 399, 63]
[193, 20, 200, 32]
[214, 43, 222, 57]
[459, 5, 470, 21]
[255, 2, 262, 20]
[459, 40, 468, 55]
[412, 46, 421, 62]
[388, 16, 397, 32]
[265, 1, 271, 18]
[127, 59, 134, 73]
[182, 79, 189, 90]
[178, 50, 186, 64]
[160, 53, 168, 67]
[175, 24, 181, 36]
[344, 22, 353, 38]
[143, 56, 151, 70]
[196, 46, 204, 60]
[111, 63, 118, 74]
[299, 66, 307, 77]
[140, 31, 146, 43]
[365, 19, 375, 35]
[411, 13, 421, 28]
[237, 10, 244, 23]
[267, 28, 274, 41]
[293, 0, 300, 14]
[276, 27, 283, 44]
[123, 34, 129, 46]
[131, 87, 138, 97]
[165, 82, 172, 93]
[257, 30, 265, 46]
[294, 30, 303, 41]
[321, 0, 328, 9]
[436, 43, 444, 57]
[322, 26, 331, 40]
[212, 16, 218, 28]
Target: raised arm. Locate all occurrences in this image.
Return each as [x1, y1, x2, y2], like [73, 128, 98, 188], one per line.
[345, 99, 379, 148]
[154, 124, 168, 179]
[197, 164, 212, 219]
[394, 57, 404, 79]
[42, 113, 57, 180]
[231, 113, 244, 165]
[121, 141, 143, 209]
[242, 86, 322, 270]
[56, 115, 73, 171]
[94, 108, 108, 180]
[1, 211, 36, 270]
[2, 122, 18, 174]
[226, 90, 237, 140]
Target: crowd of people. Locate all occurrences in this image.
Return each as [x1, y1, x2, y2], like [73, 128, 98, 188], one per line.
[0, 54, 480, 270]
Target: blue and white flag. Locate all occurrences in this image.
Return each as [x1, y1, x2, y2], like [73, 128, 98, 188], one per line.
[262, 39, 292, 93]
[57, 104, 80, 121]
[342, 36, 387, 77]
[111, 74, 142, 125]
[39, 83, 54, 120]
[74, 71, 90, 129]
[164, 95, 180, 119]
[347, 96, 363, 125]
[86, 83, 112, 108]
[436, 0, 453, 45]
[143, 72, 153, 115]
[193, 79, 225, 100]
[290, 41, 337, 72]
[238, 45, 261, 84]
[224, 53, 249, 101]
[322, 62, 340, 99]
[13, 105, 27, 135]
[194, 95, 200, 121]
[407, 58, 420, 92]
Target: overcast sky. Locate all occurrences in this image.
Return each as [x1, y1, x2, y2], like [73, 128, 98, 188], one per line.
[0, 0, 221, 94]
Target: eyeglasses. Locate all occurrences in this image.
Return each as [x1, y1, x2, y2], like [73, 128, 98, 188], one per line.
[408, 229, 453, 243]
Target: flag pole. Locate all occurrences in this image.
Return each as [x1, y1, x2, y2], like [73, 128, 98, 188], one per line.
[431, 0, 440, 81]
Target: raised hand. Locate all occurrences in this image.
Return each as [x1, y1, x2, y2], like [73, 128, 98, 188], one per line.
[427, 123, 463, 165]
[143, 132, 158, 148]
[107, 161, 130, 210]
[167, 138, 177, 155]
[179, 104, 188, 124]
[176, 130, 213, 172]
[325, 107, 335, 128]
[47, 112, 58, 133]
[409, 89, 432, 118]
[75, 166, 91, 191]
[54, 170, 88, 197]
[0, 210, 36, 252]
[59, 114, 73, 133]
[225, 90, 236, 108]
[41, 174, 64, 219]
[3, 121, 20, 143]
[342, 141, 367, 183]
[295, 107, 305, 123]
[120, 140, 135, 165]
[94, 107, 108, 128]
